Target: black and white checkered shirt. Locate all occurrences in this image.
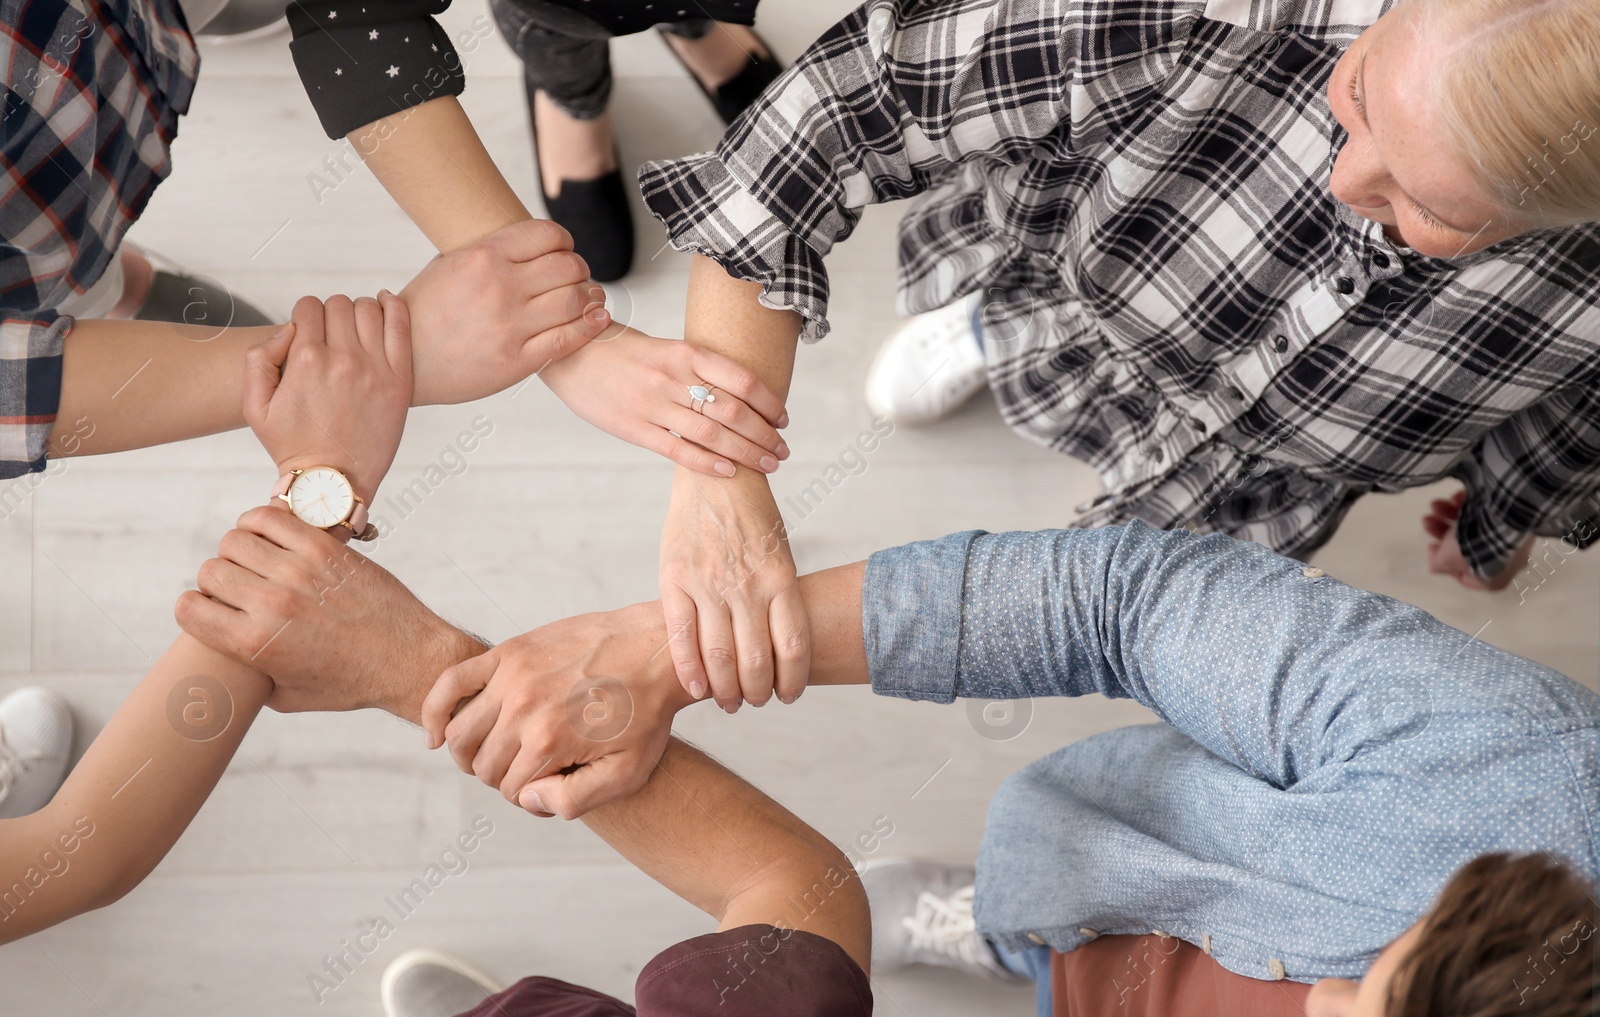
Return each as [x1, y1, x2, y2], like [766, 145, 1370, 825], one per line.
[640, 0, 1600, 578]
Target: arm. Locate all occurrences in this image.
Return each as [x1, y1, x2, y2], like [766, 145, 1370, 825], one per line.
[0, 636, 269, 944]
[1445, 384, 1600, 583]
[582, 738, 871, 973]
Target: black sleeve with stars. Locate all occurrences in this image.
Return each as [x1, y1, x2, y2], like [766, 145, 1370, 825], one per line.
[286, 1, 465, 140]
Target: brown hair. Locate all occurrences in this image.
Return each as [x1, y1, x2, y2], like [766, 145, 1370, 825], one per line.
[1387, 852, 1597, 1017]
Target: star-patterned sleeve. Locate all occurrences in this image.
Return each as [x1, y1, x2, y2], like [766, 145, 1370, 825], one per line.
[285, 0, 467, 140]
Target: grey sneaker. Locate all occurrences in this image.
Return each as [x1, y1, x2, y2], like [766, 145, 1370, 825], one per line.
[0, 687, 73, 820]
[860, 858, 1024, 982]
[381, 949, 502, 1017]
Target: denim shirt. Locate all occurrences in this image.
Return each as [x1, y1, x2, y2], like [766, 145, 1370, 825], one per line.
[862, 522, 1600, 984]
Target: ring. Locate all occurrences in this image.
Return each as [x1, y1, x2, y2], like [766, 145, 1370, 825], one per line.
[688, 382, 718, 413]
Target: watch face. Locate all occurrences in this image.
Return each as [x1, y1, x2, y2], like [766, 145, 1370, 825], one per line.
[288, 467, 354, 528]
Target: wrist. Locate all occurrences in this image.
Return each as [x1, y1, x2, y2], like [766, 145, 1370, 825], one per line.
[613, 601, 699, 714]
[386, 621, 488, 724]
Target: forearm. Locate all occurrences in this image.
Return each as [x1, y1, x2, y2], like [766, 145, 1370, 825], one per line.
[49, 320, 284, 458]
[581, 738, 871, 970]
[0, 635, 269, 943]
[351, 97, 533, 253]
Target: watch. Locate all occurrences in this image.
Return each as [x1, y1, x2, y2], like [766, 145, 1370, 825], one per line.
[272, 466, 377, 541]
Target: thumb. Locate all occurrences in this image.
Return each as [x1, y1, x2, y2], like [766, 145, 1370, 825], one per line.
[243, 323, 295, 427]
[421, 649, 498, 750]
[520, 751, 646, 820]
[522, 303, 610, 377]
[376, 288, 414, 385]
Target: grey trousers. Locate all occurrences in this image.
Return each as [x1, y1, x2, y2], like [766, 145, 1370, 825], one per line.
[491, 0, 712, 119]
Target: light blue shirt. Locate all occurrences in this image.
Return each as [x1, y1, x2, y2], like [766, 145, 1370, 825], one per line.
[862, 522, 1599, 984]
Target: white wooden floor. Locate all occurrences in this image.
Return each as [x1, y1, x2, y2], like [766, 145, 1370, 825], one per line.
[2, 4, 1595, 1015]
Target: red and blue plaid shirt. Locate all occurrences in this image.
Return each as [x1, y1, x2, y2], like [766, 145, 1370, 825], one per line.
[1, 0, 199, 477]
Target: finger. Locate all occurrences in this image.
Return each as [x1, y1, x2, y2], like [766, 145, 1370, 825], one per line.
[498, 742, 560, 804]
[217, 527, 295, 580]
[483, 218, 577, 263]
[242, 324, 295, 426]
[1429, 498, 1463, 522]
[1450, 488, 1469, 508]
[521, 300, 610, 376]
[237, 503, 332, 554]
[727, 592, 775, 707]
[769, 584, 811, 705]
[643, 427, 737, 478]
[696, 592, 742, 711]
[660, 587, 710, 701]
[517, 251, 592, 303]
[376, 289, 414, 382]
[690, 344, 788, 427]
[321, 294, 360, 353]
[422, 651, 498, 749]
[521, 752, 650, 820]
[697, 387, 787, 460]
[661, 404, 777, 475]
[1421, 515, 1450, 540]
[469, 717, 524, 790]
[174, 589, 252, 660]
[443, 689, 500, 775]
[195, 556, 276, 612]
[349, 294, 386, 358]
[290, 295, 328, 346]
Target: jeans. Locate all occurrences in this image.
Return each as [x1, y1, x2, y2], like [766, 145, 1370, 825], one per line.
[490, 0, 712, 119]
[992, 940, 1054, 1017]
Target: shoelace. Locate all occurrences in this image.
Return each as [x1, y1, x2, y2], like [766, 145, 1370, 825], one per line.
[0, 722, 43, 807]
[901, 885, 988, 965]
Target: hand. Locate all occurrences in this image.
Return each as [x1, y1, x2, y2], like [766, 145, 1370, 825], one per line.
[244, 292, 412, 502]
[402, 219, 611, 405]
[660, 470, 810, 709]
[1422, 489, 1534, 591]
[539, 329, 791, 478]
[175, 505, 481, 717]
[420, 602, 693, 819]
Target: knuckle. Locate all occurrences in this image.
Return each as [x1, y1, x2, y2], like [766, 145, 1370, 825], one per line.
[702, 645, 737, 669]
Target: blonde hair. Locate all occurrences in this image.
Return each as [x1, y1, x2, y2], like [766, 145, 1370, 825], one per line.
[1406, 0, 1600, 230]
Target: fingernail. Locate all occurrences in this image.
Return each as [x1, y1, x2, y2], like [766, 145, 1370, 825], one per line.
[271, 323, 293, 340]
[759, 455, 778, 472]
[776, 440, 790, 459]
[588, 307, 610, 325]
[588, 286, 606, 303]
[779, 695, 796, 705]
[378, 288, 393, 299]
[722, 702, 740, 715]
[521, 789, 546, 813]
[689, 680, 708, 699]
[714, 461, 736, 477]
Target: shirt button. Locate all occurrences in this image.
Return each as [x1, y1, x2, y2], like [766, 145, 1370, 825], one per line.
[1148, 447, 1164, 463]
[1372, 252, 1390, 269]
[1224, 385, 1245, 401]
[1273, 336, 1289, 353]
[1027, 933, 1047, 945]
[1078, 928, 1100, 939]
[1334, 276, 1355, 294]
[1302, 567, 1325, 579]
[1192, 418, 1207, 433]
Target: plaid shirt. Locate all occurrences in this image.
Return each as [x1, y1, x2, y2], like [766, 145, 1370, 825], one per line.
[1, 0, 198, 478]
[639, 0, 1600, 578]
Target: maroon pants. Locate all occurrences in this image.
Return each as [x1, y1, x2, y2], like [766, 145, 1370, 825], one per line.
[454, 925, 871, 1017]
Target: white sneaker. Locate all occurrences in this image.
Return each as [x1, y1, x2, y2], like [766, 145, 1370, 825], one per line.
[0, 687, 74, 819]
[864, 296, 988, 424]
[381, 949, 502, 1017]
[860, 858, 1023, 982]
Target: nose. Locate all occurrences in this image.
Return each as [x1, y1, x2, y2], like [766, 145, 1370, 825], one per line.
[1329, 136, 1391, 212]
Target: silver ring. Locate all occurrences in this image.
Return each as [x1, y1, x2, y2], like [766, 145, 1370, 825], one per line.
[688, 382, 717, 414]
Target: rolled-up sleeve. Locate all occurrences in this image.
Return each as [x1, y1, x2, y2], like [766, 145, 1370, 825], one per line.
[286, 0, 466, 140]
[0, 313, 72, 479]
[639, 0, 1094, 339]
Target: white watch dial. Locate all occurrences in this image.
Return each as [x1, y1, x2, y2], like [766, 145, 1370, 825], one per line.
[288, 467, 354, 529]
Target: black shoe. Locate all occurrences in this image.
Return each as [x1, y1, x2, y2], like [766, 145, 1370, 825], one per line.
[659, 28, 784, 126]
[527, 82, 635, 283]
